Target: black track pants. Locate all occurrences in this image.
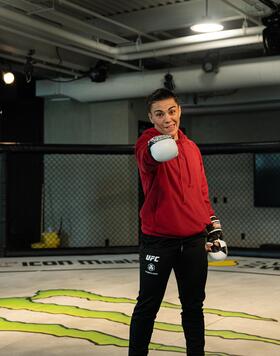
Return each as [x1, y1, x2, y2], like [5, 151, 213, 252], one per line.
[129, 233, 208, 356]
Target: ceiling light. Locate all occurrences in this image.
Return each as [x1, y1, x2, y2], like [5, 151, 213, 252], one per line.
[2, 71, 15, 85]
[191, 22, 224, 33]
[191, 0, 223, 33]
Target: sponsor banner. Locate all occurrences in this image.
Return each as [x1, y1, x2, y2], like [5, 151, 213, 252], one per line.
[0, 254, 139, 272]
[0, 255, 279, 274]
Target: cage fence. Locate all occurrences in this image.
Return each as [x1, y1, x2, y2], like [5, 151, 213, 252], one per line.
[42, 154, 139, 249]
[204, 153, 280, 249]
[0, 142, 280, 257]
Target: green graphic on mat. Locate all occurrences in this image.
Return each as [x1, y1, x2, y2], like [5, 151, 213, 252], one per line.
[32, 289, 278, 322]
[0, 289, 279, 355]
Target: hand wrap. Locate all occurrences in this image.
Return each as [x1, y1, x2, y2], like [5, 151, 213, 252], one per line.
[206, 216, 228, 261]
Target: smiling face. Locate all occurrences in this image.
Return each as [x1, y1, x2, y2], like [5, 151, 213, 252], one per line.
[148, 98, 181, 140]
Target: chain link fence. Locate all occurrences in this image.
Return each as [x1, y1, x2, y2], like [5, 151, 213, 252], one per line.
[0, 143, 280, 256]
[204, 153, 280, 249]
[42, 154, 138, 249]
[0, 145, 139, 255]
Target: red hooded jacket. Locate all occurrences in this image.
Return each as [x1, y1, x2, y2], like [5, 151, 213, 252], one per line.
[136, 128, 214, 237]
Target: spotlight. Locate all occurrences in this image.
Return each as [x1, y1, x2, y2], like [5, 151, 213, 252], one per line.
[164, 73, 176, 91]
[202, 52, 220, 73]
[262, 11, 280, 55]
[89, 60, 109, 82]
[2, 71, 15, 84]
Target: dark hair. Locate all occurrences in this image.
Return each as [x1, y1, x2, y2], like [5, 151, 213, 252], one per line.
[146, 88, 179, 113]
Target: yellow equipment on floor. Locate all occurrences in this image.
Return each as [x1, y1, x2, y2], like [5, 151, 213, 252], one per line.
[31, 228, 60, 249]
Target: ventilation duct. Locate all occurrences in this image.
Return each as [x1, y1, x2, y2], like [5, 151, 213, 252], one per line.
[36, 56, 280, 102]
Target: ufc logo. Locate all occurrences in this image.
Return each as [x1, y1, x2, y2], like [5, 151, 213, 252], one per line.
[146, 255, 160, 262]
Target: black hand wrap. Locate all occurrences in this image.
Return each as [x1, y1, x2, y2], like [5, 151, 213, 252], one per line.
[206, 216, 223, 248]
[206, 216, 228, 260]
[148, 134, 172, 148]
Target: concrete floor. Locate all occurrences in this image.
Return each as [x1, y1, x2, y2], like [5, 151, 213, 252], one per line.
[0, 254, 279, 356]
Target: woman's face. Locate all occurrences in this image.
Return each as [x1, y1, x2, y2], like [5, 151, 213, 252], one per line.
[149, 98, 181, 140]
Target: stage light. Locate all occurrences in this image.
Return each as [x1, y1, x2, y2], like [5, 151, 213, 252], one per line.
[164, 73, 176, 91]
[89, 60, 109, 83]
[2, 71, 15, 84]
[262, 11, 280, 55]
[202, 52, 220, 73]
[191, 0, 223, 33]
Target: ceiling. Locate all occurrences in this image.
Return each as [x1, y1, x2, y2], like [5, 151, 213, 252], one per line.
[0, 0, 279, 82]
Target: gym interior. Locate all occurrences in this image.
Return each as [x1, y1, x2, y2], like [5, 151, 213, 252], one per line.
[0, 1, 279, 355]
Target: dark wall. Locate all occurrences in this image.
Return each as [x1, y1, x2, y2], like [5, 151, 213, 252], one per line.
[0, 72, 43, 143]
[0, 73, 44, 251]
[0, 99, 43, 143]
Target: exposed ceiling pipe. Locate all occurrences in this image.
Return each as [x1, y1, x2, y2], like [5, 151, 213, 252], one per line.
[117, 26, 263, 54]
[0, 7, 116, 55]
[0, 0, 128, 44]
[58, 0, 159, 41]
[0, 52, 81, 76]
[182, 100, 280, 114]
[258, 0, 278, 10]
[36, 56, 280, 102]
[48, 10, 129, 44]
[118, 35, 263, 61]
[0, 24, 141, 72]
[220, 0, 262, 25]
[0, 7, 265, 61]
[0, 44, 87, 72]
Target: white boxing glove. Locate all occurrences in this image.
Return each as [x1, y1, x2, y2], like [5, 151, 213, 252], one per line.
[148, 135, 178, 162]
[207, 239, 228, 261]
